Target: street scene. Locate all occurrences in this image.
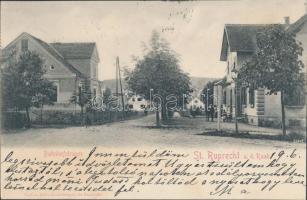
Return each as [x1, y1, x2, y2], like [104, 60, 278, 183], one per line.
[1, 1, 307, 199]
[1, 1, 306, 150]
[2, 115, 305, 150]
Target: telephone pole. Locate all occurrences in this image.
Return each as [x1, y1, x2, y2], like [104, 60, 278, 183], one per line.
[116, 57, 125, 118]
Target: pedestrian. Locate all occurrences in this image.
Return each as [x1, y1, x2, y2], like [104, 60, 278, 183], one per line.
[214, 105, 218, 118]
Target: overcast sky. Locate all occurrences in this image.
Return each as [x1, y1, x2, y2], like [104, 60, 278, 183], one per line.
[1, 0, 306, 80]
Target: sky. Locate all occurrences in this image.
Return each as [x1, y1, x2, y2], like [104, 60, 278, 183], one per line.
[1, 0, 306, 80]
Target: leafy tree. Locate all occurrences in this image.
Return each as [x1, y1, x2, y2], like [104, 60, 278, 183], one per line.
[31, 80, 56, 124]
[1, 51, 56, 127]
[126, 31, 192, 126]
[102, 87, 118, 110]
[70, 79, 92, 125]
[238, 25, 304, 136]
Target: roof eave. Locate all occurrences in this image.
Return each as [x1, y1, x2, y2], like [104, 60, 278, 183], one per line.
[220, 28, 229, 61]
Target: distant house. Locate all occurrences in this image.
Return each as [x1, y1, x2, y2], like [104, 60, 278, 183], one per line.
[1, 32, 103, 110]
[187, 97, 205, 111]
[219, 14, 306, 127]
[127, 95, 148, 111]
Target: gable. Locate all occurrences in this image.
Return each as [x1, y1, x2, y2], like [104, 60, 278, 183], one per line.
[3, 33, 83, 78]
[220, 30, 229, 61]
[91, 45, 100, 63]
[220, 24, 279, 61]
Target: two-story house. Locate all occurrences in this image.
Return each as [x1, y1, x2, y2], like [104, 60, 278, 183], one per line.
[219, 14, 306, 127]
[1, 32, 103, 110]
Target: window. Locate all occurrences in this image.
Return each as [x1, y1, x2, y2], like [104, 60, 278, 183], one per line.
[137, 97, 142, 101]
[284, 86, 305, 106]
[78, 86, 82, 101]
[50, 84, 58, 102]
[288, 119, 301, 127]
[50, 65, 55, 70]
[223, 91, 226, 104]
[241, 87, 247, 105]
[233, 62, 236, 70]
[21, 39, 28, 51]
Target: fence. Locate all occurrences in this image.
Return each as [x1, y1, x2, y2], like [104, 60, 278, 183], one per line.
[2, 109, 143, 129]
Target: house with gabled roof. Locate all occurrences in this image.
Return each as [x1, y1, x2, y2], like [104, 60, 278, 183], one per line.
[1, 32, 103, 110]
[219, 13, 306, 128]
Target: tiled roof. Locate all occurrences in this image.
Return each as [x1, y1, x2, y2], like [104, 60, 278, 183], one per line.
[220, 24, 277, 61]
[225, 24, 270, 52]
[28, 34, 83, 77]
[50, 43, 95, 59]
[288, 14, 307, 33]
[2, 32, 99, 77]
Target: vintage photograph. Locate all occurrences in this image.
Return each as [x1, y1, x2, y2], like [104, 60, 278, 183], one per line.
[0, 0, 306, 199]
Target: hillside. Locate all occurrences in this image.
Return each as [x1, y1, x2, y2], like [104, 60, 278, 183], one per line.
[102, 76, 220, 95]
[190, 76, 218, 96]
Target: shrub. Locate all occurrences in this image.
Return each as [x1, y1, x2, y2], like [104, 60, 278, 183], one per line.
[2, 111, 27, 129]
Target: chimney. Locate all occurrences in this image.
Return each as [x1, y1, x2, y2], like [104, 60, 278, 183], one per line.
[284, 16, 290, 26]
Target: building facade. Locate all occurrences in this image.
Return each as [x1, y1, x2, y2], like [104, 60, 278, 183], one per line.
[1, 32, 103, 110]
[219, 15, 306, 127]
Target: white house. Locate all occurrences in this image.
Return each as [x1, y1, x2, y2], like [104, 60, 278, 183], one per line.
[187, 97, 205, 111]
[219, 12, 306, 127]
[127, 95, 148, 112]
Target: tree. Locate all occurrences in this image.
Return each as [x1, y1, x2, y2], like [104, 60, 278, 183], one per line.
[102, 87, 118, 111]
[238, 25, 304, 136]
[1, 51, 56, 127]
[70, 79, 92, 125]
[126, 31, 192, 126]
[31, 80, 56, 124]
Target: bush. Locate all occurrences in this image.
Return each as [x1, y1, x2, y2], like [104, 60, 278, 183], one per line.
[32, 110, 82, 125]
[259, 118, 282, 128]
[2, 108, 142, 128]
[2, 111, 27, 129]
[287, 132, 306, 142]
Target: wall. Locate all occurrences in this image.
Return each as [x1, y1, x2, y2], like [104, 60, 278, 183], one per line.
[6, 34, 77, 103]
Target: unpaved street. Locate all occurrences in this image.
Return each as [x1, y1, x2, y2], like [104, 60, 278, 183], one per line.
[1, 115, 305, 150]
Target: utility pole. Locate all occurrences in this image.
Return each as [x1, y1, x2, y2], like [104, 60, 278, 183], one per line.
[206, 88, 210, 111]
[116, 58, 119, 96]
[231, 69, 239, 134]
[116, 57, 125, 118]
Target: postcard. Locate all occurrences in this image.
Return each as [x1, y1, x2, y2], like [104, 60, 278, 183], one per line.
[0, 0, 306, 199]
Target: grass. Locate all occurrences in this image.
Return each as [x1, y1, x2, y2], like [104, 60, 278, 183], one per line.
[197, 130, 306, 143]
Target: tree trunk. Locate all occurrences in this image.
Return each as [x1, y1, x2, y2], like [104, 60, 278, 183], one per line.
[161, 104, 167, 122]
[156, 110, 160, 127]
[161, 97, 168, 122]
[81, 105, 84, 125]
[281, 91, 286, 137]
[25, 106, 31, 128]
